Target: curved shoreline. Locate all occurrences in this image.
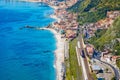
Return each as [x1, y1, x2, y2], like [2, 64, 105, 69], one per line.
[47, 6, 65, 80]
[50, 28, 65, 80]
[43, 3, 65, 80]
[20, 1, 65, 80]
[39, 28, 65, 80]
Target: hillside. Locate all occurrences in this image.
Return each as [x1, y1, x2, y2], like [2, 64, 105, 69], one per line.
[90, 16, 120, 55]
[68, 0, 120, 25]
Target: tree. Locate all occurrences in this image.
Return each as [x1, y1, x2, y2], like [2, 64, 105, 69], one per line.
[111, 77, 116, 80]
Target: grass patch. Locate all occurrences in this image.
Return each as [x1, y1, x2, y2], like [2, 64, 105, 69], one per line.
[91, 73, 97, 80]
[65, 38, 82, 80]
[116, 59, 120, 69]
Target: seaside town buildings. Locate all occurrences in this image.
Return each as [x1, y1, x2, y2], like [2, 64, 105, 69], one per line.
[25, 0, 120, 40]
[48, 0, 79, 39]
[86, 44, 94, 58]
[82, 11, 120, 38]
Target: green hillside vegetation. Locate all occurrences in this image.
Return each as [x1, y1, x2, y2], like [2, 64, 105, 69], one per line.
[89, 16, 120, 55]
[67, 0, 83, 12]
[68, 0, 120, 25]
[116, 59, 120, 69]
[88, 29, 107, 45]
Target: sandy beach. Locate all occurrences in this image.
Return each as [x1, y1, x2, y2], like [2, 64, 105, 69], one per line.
[44, 3, 66, 80]
[38, 28, 65, 80]
[39, 6, 65, 79]
[49, 28, 65, 80]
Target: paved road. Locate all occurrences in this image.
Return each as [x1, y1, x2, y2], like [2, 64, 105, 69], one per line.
[99, 59, 120, 80]
[94, 59, 114, 80]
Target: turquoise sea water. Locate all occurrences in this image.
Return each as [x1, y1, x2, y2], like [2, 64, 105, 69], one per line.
[0, 0, 56, 80]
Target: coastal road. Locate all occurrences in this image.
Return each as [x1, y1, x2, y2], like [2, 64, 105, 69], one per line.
[94, 59, 114, 80]
[99, 59, 120, 80]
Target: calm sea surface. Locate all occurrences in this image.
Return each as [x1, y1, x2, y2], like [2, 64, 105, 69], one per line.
[0, 0, 56, 80]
